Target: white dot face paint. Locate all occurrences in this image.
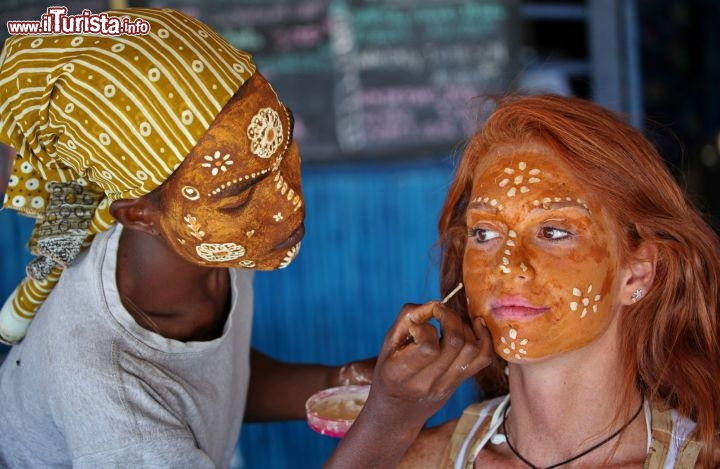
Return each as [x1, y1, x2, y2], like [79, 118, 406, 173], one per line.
[462, 144, 623, 361]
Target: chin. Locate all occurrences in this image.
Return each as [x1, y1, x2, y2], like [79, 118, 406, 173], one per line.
[251, 241, 302, 271]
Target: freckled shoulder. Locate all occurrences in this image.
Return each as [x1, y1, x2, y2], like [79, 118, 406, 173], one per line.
[397, 419, 459, 469]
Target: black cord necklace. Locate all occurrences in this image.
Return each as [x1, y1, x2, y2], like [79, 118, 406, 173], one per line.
[501, 398, 644, 469]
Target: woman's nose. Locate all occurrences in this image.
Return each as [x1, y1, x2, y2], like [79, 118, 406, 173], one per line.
[497, 231, 534, 281]
[512, 259, 535, 282]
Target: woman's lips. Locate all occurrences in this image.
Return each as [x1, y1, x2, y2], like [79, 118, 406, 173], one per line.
[490, 296, 550, 320]
[272, 223, 305, 251]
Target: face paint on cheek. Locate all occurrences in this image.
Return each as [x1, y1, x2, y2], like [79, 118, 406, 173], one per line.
[469, 299, 534, 362]
[165, 146, 304, 269]
[498, 326, 530, 360]
[184, 214, 205, 241]
[569, 284, 603, 319]
[273, 171, 303, 213]
[173, 208, 251, 265]
[196, 242, 247, 262]
[480, 277, 613, 362]
[157, 176, 260, 267]
[242, 161, 304, 269]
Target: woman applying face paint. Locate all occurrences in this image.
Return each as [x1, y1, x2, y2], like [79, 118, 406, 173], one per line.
[0, 9, 374, 467]
[328, 94, 720, 468]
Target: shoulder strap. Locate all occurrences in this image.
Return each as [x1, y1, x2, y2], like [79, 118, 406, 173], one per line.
[443, 396, 507, 469]
[644, 403, 701, 469]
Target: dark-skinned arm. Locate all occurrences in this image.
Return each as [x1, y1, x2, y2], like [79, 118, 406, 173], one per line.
[245, 349, 375, 421]
[324, 301, 492, 468]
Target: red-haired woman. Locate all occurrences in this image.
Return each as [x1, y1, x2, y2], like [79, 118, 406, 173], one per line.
[328, 95, 720, 468]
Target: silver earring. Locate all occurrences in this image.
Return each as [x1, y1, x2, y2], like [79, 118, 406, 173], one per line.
[631, 288, 643, 303]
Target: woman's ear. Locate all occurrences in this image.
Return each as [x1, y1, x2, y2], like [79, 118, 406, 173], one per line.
[109, 196, 160, 236]
[618, 242, 658, 305]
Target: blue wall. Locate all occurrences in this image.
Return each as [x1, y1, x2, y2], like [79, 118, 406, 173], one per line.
[0, 209, 34, 359]
[0, 157, 481, 468]
[240, 157, 480, 468]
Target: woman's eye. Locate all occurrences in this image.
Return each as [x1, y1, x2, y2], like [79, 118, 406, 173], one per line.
[469, 227, 501, 243]
[539, 226, 572, 241]
[219, 187, 255, 212]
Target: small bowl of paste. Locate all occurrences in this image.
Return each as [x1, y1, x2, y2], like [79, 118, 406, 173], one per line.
[305, 384, 370, 438]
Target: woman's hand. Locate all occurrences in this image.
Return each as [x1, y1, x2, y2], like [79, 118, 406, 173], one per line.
[325, 301, 492, 468]
[365, 301, 491, 430]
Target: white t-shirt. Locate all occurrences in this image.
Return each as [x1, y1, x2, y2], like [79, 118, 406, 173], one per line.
[0, 224, 254, 468]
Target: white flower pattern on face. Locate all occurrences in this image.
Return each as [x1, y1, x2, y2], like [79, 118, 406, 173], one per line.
[570, 285, 602, 318]
[247, 107, 283, 158]
[500, 327, 529, 360]
[202, 150, 234, 176]
[498, 161, 541, 199]
[196, 242, 246, 262]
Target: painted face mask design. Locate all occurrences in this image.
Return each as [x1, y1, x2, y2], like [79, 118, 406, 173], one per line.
[462, 146, 622, 361]
[0, 8, 260, 343]
[157, 73, 305, 270]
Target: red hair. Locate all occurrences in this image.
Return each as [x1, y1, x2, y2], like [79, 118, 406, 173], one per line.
[438, 94, 720, 465]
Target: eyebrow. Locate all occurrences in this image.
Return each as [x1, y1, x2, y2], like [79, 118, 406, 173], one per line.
[531, 199, 591, 214]
[467, 200, 499, 213]
[210, 170, 272, 199]
[466, 198, 591, 214]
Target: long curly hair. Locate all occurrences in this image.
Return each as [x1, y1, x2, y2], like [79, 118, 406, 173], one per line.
[438, 94, 720, 466]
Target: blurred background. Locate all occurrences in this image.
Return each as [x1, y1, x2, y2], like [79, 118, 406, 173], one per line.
[0, 0, 718, 467]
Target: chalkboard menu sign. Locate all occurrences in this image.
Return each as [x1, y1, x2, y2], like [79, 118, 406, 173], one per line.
[151, 0, 519, 161]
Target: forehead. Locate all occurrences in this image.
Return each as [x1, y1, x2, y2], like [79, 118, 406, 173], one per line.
[469, 143, 593, 209]
[467, 143, 623, 246]
[474, 143, 575, 187]
[197, 102, 288, 176]
[167, 75, 293, 190]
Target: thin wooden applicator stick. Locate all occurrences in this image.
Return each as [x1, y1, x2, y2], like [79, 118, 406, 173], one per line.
[441, 282, 464, 304]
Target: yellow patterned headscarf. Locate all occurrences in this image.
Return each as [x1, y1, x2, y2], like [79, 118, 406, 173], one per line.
[0, 8, 256, 344]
